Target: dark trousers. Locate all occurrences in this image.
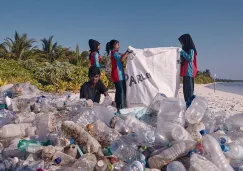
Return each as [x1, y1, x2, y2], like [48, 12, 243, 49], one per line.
[183, 76, 194, 102]
[114, 80, 126, 111]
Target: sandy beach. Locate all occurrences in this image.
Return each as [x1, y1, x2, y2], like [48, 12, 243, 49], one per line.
[103, 83, 243, 115]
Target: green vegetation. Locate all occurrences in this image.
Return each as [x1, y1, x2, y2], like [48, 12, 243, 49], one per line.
[0, 31, 214, 93]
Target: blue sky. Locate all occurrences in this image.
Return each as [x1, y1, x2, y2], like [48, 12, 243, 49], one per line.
[1, 0, 243, 79]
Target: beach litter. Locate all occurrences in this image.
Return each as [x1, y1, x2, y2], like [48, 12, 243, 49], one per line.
[0, 82, 242, 171]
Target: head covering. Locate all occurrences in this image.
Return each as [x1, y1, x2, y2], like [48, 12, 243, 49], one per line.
[88, 39, 100, 52]
[178, 34, 197, 54]
[89, 66, 101, 77]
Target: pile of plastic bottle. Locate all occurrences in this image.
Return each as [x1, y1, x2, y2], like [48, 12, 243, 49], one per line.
[1, 82, 243, 171]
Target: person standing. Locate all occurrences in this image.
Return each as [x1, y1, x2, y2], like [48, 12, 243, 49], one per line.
[105, 40, 132, 110]
[178, 34, 197, 107]
[88, 39, 105, 68]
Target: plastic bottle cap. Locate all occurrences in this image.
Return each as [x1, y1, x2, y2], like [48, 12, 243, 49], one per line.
[221, 145, 229, 152]
[108, 164, 114, 171]
[200, 130, 206, 135]
[55, 157, 62, 164]
[70, 138, 75, 145]
[219, 137, 227, 144]
[97, 160, 104, 167]
[188, 150, 195, 156]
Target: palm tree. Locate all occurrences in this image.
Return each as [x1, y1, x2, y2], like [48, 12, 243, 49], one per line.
[2, 31, 36, 60]
[0, 44, 8, 59]
[40, 36, 67, 63]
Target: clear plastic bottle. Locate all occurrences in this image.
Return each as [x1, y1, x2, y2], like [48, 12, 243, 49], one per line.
[221, 143, 243, 160]
[95, 160, 108, 171]
[120, 131, 155, 147]
[171, 125, 193, 141]
[110, 139, 143, 164]
[148, 140, 196, 169]
[124, 161, 144, 171]
[156, 98, 186, 140]
[101, 96, 113, 107]
[0, 109, 16, 127]
[201, 109, 216, 134]
[0, 123, 32, 138]
[224, 113, 243, 131]
[18, 139, 52, 153]
[166, 161, 186, 171]
[189, 152, 221, 171]
[200, 129, 234, 171]
[185, 96, 208, 124]
[210, 130, 231, 145]
[230, 160, 243, 171]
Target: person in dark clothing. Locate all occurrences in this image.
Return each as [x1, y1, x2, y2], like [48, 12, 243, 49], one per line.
[80, 66, 109, 103]
[88, 39, 105, 68]
[178, 34, 197, 107]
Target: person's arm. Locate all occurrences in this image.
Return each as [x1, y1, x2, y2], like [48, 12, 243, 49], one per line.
[94, 53, 105, 68]
[114, 51, 129, 63]
[80, 83, 88, 99]
[180, 49, 194, 62]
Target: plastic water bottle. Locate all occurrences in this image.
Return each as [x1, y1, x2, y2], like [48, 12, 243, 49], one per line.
[189, 151, 221, 171]
[93, 106, 115, 126]
[200, 129, 234, 171]
[101, 96, 113, 107]
[210, 130, 231, 145]
[110, 139, 143, 164]
[201, 110, 216, 134]
[0, 109, 16, 127]
[230, 160, 243, 171]
[166, 161, 186, 171]
[124, 161, 144, 171]
[95, 160, 108, 171]
[0, 123, 32, 138]
[185, 96, 208, 124]
[120, 131, 155, 147]
[156, 98, 186, 140]
[18, 139, 52, 153]
[221, 143, 243, 160]
[234, 137, 243, 145]
[171, 125, 193, 141]
[186, 122, 205, 141]
[224, 113, 243, 131]
[148, 140, 196, 169]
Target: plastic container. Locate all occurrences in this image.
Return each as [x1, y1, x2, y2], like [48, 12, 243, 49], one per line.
[221, 143, 243, 160]
[0, 123, 32, 138]
[230, 160, 243, 171]
[110, 139, 143, 164]
[95, 160, 108, 171]
[167, 161, 186, 171]
[185, 96, 208, 124]
[0, 109, 16, 127]
[148, 140, 196, 169]
[124, 161, 144, 171]
[171, 125, 193, 141]
[156, 98, 186, 140]
[189, 152, 221, 171]
[200, 129, 234, 171]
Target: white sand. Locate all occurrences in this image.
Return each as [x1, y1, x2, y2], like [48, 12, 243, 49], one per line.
[103, 83, 243, 115]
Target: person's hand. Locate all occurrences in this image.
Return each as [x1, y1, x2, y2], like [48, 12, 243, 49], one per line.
[111, 101, 116, 107]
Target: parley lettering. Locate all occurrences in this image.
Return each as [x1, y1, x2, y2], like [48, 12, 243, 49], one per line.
[125, 73, 152, 87]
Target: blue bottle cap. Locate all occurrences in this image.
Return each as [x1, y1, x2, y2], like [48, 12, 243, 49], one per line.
[200, 130, 206, 135]
[221, 144, 229, 152]
[70, 138, 75, 145]
[55, 157, 62, 164]
[188, 150, 195, 156]
[219, 137, 227, 144]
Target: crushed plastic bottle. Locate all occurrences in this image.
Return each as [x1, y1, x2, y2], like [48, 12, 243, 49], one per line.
[0, 123, 32, 138]
[0, 109, 16, 127]
[148, 140, 196, 169]
[166, 161, 186, 171]
[171, 125, 193, 141]
[110, 139, 144, 164]
[185, 96, 208, 124]
[189, 151, 221, 171]
[18, 139, 52, 153]
[221, 143, 243, 160]
[156, 97, 186, 140]
[124, 160, 144, 171]
[200, 129, 234, 171]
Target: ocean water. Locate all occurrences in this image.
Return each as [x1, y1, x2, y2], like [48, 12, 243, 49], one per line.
[206, 82, 243, 96]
